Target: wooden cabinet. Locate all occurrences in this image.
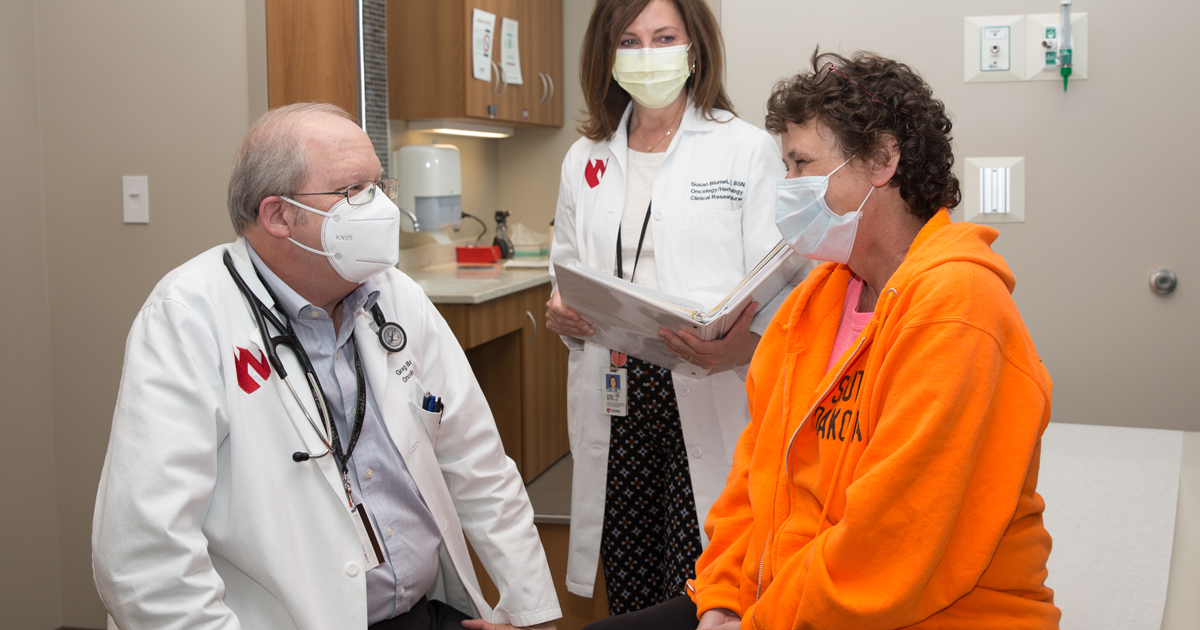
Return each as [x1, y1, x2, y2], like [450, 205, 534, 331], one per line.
[435, 282, 569, 482]
[387, 0, 563, 128]
[265, 0, 359, 118]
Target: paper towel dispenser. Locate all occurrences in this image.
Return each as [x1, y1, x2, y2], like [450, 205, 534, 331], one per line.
[394, 143, 462, 232]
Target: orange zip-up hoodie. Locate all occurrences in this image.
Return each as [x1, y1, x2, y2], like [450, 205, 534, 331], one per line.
[689, 211, 1060, 629]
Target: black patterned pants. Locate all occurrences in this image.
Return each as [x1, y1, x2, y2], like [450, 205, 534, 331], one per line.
[600, 356, 703, 616]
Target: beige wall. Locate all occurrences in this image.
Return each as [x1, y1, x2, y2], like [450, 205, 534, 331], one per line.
[27, 0, 254, 626]
[719, 0, 1199, 433]
[0, 1, 65, 628]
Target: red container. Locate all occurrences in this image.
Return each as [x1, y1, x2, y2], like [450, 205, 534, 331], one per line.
[456, 245, 502, 264]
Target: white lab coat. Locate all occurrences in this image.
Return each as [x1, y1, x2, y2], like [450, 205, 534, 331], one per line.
[93, 238, 560, 630]
[549, 102, 812, 597]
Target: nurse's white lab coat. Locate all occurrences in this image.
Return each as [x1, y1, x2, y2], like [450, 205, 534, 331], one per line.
[549, 102, 812, 597]
[93, 239, 560, 630]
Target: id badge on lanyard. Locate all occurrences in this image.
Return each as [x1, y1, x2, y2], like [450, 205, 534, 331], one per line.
[604, 350, 628, 417]
[351, 502, 386, 571]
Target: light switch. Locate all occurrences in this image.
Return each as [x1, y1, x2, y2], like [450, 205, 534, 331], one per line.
[123, 176, 149, 224]
[963, 158, 1025, 224]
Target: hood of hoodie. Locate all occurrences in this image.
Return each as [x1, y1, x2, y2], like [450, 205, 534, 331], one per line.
[892, 209, 1015, 295]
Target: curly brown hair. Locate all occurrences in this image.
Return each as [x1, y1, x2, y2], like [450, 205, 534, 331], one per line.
[765, 49, 960, 221]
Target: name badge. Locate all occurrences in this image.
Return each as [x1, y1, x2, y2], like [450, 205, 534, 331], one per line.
[603, 368, 627, 417]
[351, 502, 385, 571]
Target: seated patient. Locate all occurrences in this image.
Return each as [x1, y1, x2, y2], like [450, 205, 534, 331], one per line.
[586, 49, 1060, 630]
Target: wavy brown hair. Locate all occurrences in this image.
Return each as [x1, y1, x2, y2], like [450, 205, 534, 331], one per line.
[578, 0, 735, 141]
[765, 49, 960, 221]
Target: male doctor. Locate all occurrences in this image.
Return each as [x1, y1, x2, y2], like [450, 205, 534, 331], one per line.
[93, 103, 560, 630]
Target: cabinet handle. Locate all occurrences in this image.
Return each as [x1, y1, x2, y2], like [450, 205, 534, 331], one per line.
[538, 72, 549, 104]
[490, 60, 502, 95]
[498, 65, 509, 97]
[547, 75, 555, 103]
[525, 310, 538, 347]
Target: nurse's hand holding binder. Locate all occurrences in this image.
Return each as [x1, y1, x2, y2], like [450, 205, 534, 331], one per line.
[657, 300, 758, 370]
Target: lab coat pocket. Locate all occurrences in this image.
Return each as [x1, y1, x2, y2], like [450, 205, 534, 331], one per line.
[681, 208, 744, 292]
[408, 400, 442, 446]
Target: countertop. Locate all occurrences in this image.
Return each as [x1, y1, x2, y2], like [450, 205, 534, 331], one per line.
[526, 454, 572, 525]
[402, 260, 551, 304]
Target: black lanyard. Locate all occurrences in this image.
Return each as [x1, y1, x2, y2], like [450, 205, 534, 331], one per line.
[327, 337, 367, 478]
[615, 201, 653, 283]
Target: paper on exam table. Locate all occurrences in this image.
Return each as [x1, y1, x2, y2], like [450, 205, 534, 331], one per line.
[553, 240, 794, 377]
[1038, 422, 1183, 630]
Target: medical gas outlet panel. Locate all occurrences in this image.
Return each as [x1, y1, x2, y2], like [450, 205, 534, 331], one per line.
[963, 12, 1088, 84]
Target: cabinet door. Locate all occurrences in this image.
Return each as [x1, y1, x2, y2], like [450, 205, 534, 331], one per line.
[266, 0, 358, 118]
[463, 0, 518, 122]
[520, 284, 569, 482]
[525, 0, 563, 126]
[499, 0, 557, 126]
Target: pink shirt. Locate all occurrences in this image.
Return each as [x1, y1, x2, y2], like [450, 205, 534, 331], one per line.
[826, 276, 875, 373]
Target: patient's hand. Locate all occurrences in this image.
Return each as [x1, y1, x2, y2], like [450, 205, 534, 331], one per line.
[697, 607, 740, 629]
[461, 619, 557, 630]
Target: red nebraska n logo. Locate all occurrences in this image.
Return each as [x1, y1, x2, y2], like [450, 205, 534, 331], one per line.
[234, 346, 271, 394]
[585, 159, 608, 188]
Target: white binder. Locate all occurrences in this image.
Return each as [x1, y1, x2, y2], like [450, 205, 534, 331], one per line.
[554, 240, 797, 377]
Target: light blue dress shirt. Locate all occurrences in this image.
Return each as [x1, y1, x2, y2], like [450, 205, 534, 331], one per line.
[248, 245, 443, 624]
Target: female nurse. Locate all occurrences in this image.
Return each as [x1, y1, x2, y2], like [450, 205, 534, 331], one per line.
[544, 0, 811, 616]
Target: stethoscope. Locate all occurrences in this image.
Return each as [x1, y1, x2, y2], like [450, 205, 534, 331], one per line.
[222, 251, 408, 465]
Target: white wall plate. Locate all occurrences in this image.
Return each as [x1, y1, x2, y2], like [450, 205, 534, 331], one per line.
[964, 15, 1026, 83]
[962, 157, 1025, 224]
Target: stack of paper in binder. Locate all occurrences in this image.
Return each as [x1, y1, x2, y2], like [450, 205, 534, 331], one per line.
[554, 240, 798, 377]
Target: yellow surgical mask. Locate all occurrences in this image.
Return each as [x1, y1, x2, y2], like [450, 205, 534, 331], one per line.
[612, 44, 691, 109]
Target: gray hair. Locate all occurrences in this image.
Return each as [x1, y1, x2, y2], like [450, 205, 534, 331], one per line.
[226, 102, 356, 235]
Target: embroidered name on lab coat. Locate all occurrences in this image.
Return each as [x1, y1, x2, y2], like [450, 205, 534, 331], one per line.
[689, 179, 745, 202]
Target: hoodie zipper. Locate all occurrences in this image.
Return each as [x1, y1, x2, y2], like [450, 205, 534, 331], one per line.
[754, 338, 864, 603]
[756, 531, 771, 601]
[754, 287, 894, 603]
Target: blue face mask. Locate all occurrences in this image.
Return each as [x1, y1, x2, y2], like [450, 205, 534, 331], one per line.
[774, 158, 874, 264]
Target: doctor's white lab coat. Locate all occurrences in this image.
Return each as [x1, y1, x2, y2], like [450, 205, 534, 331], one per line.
[549, 102, 812, 597]
[93, 239, 560, 630]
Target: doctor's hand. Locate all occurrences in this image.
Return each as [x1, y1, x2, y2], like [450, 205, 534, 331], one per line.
[697, 607, 741, 629]
[545, 290, 594, 338]
[461, 619, 557, 630]
[658, 301, 759, 370]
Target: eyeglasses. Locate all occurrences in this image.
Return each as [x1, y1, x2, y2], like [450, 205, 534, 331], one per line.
[813, 63, 899, 123]
[292, 178, 399, 206]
